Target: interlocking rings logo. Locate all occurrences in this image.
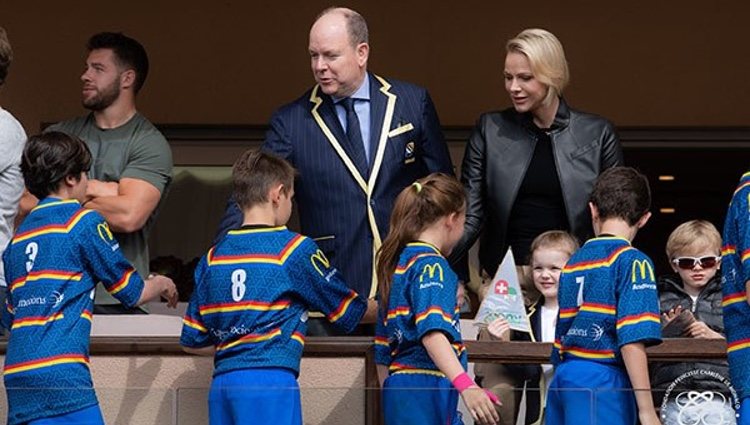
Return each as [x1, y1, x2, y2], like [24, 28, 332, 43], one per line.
[660, 369, 739, 425]
[419, 263, 444, 282]
[631, 259, 655, 283]
[310, 249, 331, 276]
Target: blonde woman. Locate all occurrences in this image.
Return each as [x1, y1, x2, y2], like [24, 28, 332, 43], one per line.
[451, 28, 622, 304]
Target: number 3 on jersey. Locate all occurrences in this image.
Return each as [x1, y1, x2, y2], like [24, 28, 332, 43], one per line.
[25, 242, 39, 272]
[231, 269, 247, 302]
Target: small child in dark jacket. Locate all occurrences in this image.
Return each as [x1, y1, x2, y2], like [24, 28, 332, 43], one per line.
[651, 220, 732, 424]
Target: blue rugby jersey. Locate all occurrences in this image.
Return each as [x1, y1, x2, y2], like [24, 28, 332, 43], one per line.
[721, 171, 750, 400]
[374, 242, 466, 375]
[551, 236, 661, 367]
[180, 225, 366, 376]
[1, 197, 145, 425]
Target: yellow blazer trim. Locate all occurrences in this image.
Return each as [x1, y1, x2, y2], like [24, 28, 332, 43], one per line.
[387, 122, 414, 138]
[366, 74, 397, 298]
[308, 86, 368, 192]
[308, 74, 398, 300]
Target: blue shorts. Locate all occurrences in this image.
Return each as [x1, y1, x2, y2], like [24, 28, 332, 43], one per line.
[739, 396, 750, 425]
[209, 368, 301, 425]
[383, 372, 463, 425]
[546, 360, 636, 425]
[28, 404, 104, 425]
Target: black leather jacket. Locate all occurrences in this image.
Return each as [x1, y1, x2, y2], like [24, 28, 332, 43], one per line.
[450, 98, 622, 276]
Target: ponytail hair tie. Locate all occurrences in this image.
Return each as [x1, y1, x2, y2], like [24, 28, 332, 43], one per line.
[412, 182, 422, 193]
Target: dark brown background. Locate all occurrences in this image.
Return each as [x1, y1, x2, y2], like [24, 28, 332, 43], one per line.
[2, 1, 749, 131]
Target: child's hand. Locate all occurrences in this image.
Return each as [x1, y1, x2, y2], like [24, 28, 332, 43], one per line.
[452, 372, 500, 424]
[460, 387, 500, 425]
[152, 274, 178, 308]
[746, 280, 750, 306]
[661, 305, 683, 325]
[686, 321, 723, 339]
[486, 317, 510, 341]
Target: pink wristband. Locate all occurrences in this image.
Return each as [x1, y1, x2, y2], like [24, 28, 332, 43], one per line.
[451, 372, 475, 393]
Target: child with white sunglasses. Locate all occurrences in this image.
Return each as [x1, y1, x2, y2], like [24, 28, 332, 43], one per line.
[650, 220, 730, 424]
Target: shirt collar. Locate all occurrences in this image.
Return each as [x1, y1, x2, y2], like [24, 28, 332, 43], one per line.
[333, 73, 370, 103]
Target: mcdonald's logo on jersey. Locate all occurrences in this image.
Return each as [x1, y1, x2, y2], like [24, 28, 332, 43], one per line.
[310, 249, 331, 276]
[419, 263, 444, 283]
[97, 222, 119, 250]
[631, 259, 654, 283]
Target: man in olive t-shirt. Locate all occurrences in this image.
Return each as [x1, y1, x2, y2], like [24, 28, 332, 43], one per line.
[47, 32, 172, 313]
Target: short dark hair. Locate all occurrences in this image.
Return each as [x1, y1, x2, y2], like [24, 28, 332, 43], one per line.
[590, 166, 651, 226]
[232, 150, 295, 210]
[0, 26, 13, 87]
[22, 132, 92, 199]
[87, 32, 149, 93]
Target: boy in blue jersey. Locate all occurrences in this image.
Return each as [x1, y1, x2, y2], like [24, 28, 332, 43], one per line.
[547, 167, 662, 425]
[721, 171, 750, 424]
[180, 150, 374, 425]
[2, 132, 178, 425]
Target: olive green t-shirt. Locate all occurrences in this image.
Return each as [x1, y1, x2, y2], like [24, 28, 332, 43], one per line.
[47, 113, 173, 305]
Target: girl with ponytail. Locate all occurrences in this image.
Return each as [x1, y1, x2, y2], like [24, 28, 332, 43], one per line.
[375, 173, 500, 425]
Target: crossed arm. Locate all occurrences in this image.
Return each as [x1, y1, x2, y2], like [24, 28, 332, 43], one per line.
[84, 177, 161, 233]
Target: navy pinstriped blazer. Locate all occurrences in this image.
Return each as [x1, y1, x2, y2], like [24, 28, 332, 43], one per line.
[215, 73, 454, 298]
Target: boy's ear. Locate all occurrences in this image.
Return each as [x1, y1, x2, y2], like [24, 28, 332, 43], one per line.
[636, 211, 652, 229]
[269, 183, 284, 207]
[588, 202, 599, 222]
[63, 174, 78, 188]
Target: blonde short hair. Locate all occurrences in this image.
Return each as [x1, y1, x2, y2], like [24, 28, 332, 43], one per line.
[665, 220, 721, 260]
[506, 28, 569, 105]
[530, 230, 579, 259]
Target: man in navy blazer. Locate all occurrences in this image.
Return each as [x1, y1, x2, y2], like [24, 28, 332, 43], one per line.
[215, 7, 453, 323]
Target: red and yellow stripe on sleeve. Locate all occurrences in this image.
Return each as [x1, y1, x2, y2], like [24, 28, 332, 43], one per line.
[722, 292, 748, 307]
[108, 269, 136, 295]
[722, 245, 736, 257]
[291, 331, 305, 346]
[728, 338, 750, 354]
[386, 306, 410, 320]
[327, 291, 359, 322]
[183, 316, 208, 333]
[616, 312, 660, 330]
[80, 310, 92, 322]
[414, 306, 453, 325]
[374, 335, 389, 348]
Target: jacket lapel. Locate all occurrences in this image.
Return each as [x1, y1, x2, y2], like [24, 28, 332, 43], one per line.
[368, 73, 386, 170]
[367, 74, 397, 189]
[308, 85, 368, 192]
